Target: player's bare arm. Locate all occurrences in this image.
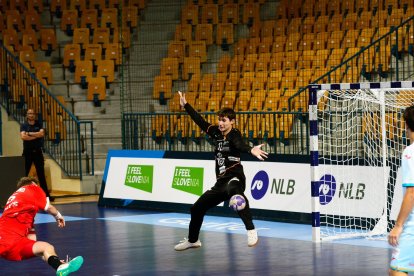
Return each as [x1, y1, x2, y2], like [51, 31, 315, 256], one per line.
[388, 186, 414, 246]
[46, 204, 66, 228]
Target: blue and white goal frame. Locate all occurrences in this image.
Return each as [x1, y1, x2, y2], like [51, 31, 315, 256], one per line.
[308, 81, 414, 242]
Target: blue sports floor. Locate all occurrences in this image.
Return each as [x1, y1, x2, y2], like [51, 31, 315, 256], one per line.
[0, 202, 393, 275]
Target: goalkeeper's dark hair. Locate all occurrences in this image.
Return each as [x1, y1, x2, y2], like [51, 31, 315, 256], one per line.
[403, 105, 414, 131]
[217, 107, 236, 121]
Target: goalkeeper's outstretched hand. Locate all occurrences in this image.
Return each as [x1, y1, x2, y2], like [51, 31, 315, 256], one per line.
[251, 144, 268, 161]
[178, 91, 187, 107]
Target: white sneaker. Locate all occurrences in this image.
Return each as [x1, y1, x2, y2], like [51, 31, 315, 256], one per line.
[174, 238, 202, 251]
[247, 229, 258, 247]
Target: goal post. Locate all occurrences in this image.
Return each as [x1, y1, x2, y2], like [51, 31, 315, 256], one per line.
[309, 81, 414, 242]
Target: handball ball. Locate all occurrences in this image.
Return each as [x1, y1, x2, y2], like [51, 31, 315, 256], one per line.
[229, 194, 246, 211]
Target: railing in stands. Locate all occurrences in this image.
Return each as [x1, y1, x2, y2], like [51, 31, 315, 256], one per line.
[289, 15, 414, 109]
[122, 111, 309, 155]
[0, 44, 94, 179]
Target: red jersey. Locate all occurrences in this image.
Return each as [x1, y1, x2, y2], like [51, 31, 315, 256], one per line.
[0, 184, 48, 237]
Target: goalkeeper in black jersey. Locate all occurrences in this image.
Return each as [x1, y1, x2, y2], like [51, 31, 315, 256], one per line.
[174, 91, 268, 251]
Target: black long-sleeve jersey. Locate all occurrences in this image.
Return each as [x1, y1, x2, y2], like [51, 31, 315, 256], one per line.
[184, 103, 253, 179]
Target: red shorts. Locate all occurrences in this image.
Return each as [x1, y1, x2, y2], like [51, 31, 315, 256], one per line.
[0, 236, 36, 261]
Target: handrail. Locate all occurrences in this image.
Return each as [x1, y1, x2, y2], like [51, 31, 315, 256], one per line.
[0, 44, 94, 179]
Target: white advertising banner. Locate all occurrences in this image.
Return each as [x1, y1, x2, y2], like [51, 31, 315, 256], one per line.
[102, 151, 404, 217]
[103, 153, 312, 212]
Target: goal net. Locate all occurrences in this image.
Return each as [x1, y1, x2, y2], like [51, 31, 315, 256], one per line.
[309, 82, 414, 241]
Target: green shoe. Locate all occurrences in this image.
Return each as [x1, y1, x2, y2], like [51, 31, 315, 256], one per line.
[56, 256, 84, 276]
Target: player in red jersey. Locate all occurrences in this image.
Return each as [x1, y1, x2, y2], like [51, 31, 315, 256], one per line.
[0, 177, 83, 275]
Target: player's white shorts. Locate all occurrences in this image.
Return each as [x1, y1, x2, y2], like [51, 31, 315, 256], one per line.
[390, 213, 414, 273]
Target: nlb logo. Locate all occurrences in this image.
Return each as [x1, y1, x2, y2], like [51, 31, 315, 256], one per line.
[319, 174, 336, 205]
[251, 170, 269, 200]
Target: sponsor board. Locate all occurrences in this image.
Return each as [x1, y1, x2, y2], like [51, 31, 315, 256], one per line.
[103, 151, 404, 218]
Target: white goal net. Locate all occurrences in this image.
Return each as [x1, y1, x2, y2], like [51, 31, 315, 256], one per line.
[313, 84, 414, 241]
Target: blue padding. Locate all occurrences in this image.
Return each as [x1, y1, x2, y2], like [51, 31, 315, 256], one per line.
[391, 82, 402, 88]
[311, 180, 320, 197]
[310, 121, 318, 136]
[312, 212, 320, 227]
[310, 151, 319, 166]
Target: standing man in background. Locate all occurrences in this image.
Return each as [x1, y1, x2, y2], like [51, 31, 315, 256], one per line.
[20, 108, 53, 201]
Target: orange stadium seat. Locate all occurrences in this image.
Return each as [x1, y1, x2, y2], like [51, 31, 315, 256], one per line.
[175, 24, 192, 44]
[160, 57, 179, 80]
[104, 43, 122, 66]
[272, 35, 287, 53]
[356, 11, 372, 29]
[285, 32, 301, 52]
[313, 15, 328, 33]
[63, 43, 81, 72]
[327, 0, 340, 16]
[302, 17, 314, 34]
[28, 0, 44, 13]
[25, 10, 41, 31]
[327, 30, 344, 49]
[217, 23, 234, 48]
[10, 0, 26, 12]
[87, 77, 106, 106]
[201, 3, 218, 24]
[153, 75, 172, 103]
[274, 18, 288, 36]
[327, 15, 342, 32]
[6, 10, 23, 31]
[93, 27, 110, 45]
[245, 37, 260, 55]
[287, 0, 302, 18]
[3, 29, 20, 52]
[90, 0, 106, 12]
[50, 0, 67, 18]
[195, 24, 214, 45]
[81, 9, 98, 31]
[75, 60, 93, 88]
[261, 20, 275, 38]
[122, 6, 138, 29]
[96, 59, 115, 87]
[70, 0, 86, 13]
[22, 29, 39, 51]
[189, 41, 207, 62]
[287, 18, 302, 34]
[19, 49, 36, 68]
[242, 3, 260, 26]
[60, 9, 78, 35]
[342, 12, 358, 31]
[181, 4, 198, 25]
[168, 41, 185, 63]
[40, 29, 58, 55]
[315, 0, 328, 16]
[73, 28, 90, 51]
[33, 61, 53, 85]
[113, 28, 131, 49]
[222, 3, 239, 24]
[342, 29, 360, 48]
[301, 0, 314, 17]
[101, 8, 118, 30]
